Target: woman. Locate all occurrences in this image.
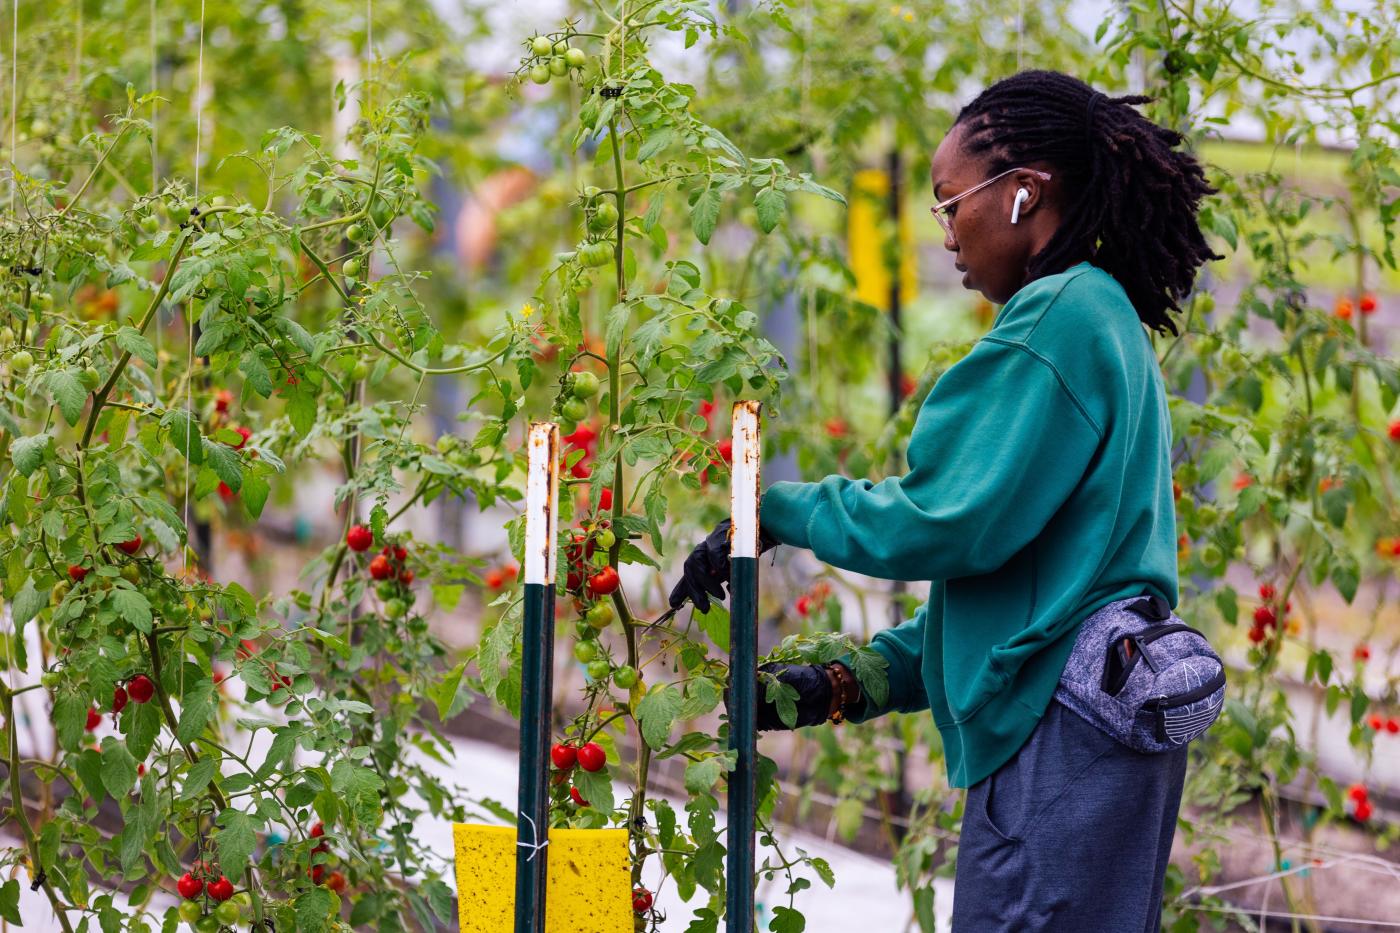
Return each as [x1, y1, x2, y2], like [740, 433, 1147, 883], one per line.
[669, 70, 1219, 932]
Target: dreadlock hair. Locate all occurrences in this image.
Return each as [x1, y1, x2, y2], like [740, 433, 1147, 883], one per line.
[954, 70, 1221, 336]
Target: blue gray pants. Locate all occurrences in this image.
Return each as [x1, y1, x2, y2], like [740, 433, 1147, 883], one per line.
[951, 698, 1188, 932]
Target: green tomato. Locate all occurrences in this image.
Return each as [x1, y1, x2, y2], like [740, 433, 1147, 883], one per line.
[0, 327, 13, 345]
[587, 201, 618, 233]
[595, 528, 616, 550]
[195, 915, 220, 933]
[613, 665, 639, 689]
[586, 659, 611, 681]
[214, 901, 242, 925]
[178, 901, 202, 923]
[565, 47, 586, 68]
[569, 371, 600, 400]
[573, 640, 598, 664]
[580, 241, 612, 267]
[437, 434, 460, 454]
[79, 366, 101, 391]
[531, 35, 554, 57]
[140, 215, 160, 235]
[561, 396, 589, 422]
[529, 64, 551, 85]
[121, 564, 141, 584]
[1200, 543, 1223, 567]
[11, 350, 33, 374]
[346, 223, 367, 243]
[1196, 504, 1219, 526]
[30, 118, 51, 138]
[553, 39, 570, 55]
[231, 892, 252, 908]
[385, 598, 408, 620]
[585, 601, 614, 630]
[582, 185, 601, 199]
[34, 292, 53, 311]
[376, 580, 398, 601]
[550, 56, 569, 76]
[40, 671, 61, 689]
[342, 258, 361, 278]
[351, 359, 371, 381]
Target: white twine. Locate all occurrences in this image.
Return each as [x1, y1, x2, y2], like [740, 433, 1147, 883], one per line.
[515, 812, 549, 863]
[9, 0, 16, 208]
[183, 0, 205, 581]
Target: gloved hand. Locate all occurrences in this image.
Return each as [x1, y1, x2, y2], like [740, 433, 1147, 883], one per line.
[725, 662, 842, 732]
[667, 518, 779, 614]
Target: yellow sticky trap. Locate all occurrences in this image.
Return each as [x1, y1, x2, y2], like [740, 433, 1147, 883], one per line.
[454, 824, 633, 932]
[848, 167, 918, 312]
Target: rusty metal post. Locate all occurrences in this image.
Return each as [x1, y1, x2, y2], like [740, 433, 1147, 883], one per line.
[516, 423, 559, 933]
[727, 401, 761, 933]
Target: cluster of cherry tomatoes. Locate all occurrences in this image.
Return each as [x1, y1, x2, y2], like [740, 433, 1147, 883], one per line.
[549, 740, 608, 809]
[794, 580, 833, 618]
[1248, 583, 1295, 643]
[175, 858, 245, 931]
[1347, 783, 1375, 822]
[306, 821, 349, 893]
[71, 673, 155, 733]
[1333, 293, 1379, 320]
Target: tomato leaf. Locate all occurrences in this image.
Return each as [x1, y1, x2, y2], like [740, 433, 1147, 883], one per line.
[636, 683, 683, 750]
[176, 680, 215, 745]
[691, 188, 721, 245]
[755, 186, 786, 234]
[53, 690, 88, 752]
[770, 906, 807, 933]
[100, 736, 139, 798]
[11, 577, 47, 630]
[240, 469, 269, 518]
[48, 370, 88, 426]
[202, 439, 243, 491]
[124, 702, 160, 761]
[109, 588, 154, 633]
[11, 432, 51, 475]
[162, 409, 204, 465]
[683, 755, 723, 794]
[0, 879, 21, 925]
[216, 809, 259, 882]
[180, 758, 217, 800]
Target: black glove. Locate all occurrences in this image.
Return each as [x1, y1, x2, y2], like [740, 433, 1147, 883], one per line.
[668, 519, 779, 614]
[724, 663, 833, 732]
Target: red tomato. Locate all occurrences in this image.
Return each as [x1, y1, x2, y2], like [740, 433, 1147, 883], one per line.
[587, 566, 620, 597]
[576, 742, 606, 772]
[551, 743, 577, 770]
[117, 536, 143, 555]
[346, 525, 373, 552]
[369, 554, 393, 580]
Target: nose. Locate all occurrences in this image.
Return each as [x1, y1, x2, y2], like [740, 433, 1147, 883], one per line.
[942, 225, 957, 252]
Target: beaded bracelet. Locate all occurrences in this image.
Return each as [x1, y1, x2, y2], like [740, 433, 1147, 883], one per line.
[823, 662, 862, 725]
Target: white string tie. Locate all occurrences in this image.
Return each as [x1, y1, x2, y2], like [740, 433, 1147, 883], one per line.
[515, 813, 549, 863]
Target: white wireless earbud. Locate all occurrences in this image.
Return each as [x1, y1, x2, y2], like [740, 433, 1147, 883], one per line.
[1011, 188, 1030, 225]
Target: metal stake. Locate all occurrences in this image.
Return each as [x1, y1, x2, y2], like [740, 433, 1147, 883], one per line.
[726, 401, 761, 932]
[516, 423, 559, 933]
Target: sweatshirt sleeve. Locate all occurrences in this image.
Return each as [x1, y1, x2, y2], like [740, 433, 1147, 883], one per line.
[836, 602, 931, 723]
[759, 337, 1102, 581]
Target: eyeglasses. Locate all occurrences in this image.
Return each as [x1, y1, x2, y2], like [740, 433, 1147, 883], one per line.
[929, 168, 1052, 239]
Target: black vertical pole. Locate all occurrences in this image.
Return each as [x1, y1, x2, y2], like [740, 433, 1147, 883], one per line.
[884, 149, 911, 844]
[726, 401, 761, 933]
[515, 423, 558, 933]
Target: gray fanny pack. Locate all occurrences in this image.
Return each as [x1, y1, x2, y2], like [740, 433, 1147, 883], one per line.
[1054, 592, 1226, 753]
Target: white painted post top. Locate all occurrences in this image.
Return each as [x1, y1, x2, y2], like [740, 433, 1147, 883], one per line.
[524, 422, 559, 585]
[730, 401, 761, 558]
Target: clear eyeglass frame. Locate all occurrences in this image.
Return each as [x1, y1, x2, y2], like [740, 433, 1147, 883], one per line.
[929, 167, 1053, 238]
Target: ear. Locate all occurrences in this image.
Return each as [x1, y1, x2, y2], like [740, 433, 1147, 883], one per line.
[1009, 169, 1047, 220]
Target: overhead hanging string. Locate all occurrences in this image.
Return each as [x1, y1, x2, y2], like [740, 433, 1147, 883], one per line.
[151, 0, 160, 386]
[184, 0, 206, 580]
[9, 0, 16, 210]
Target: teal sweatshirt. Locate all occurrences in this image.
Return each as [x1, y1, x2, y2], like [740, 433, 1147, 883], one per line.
[759, 262, 1179, 788]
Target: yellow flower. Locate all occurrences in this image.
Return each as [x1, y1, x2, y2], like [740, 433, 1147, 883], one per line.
[521, 302, 535, 319]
